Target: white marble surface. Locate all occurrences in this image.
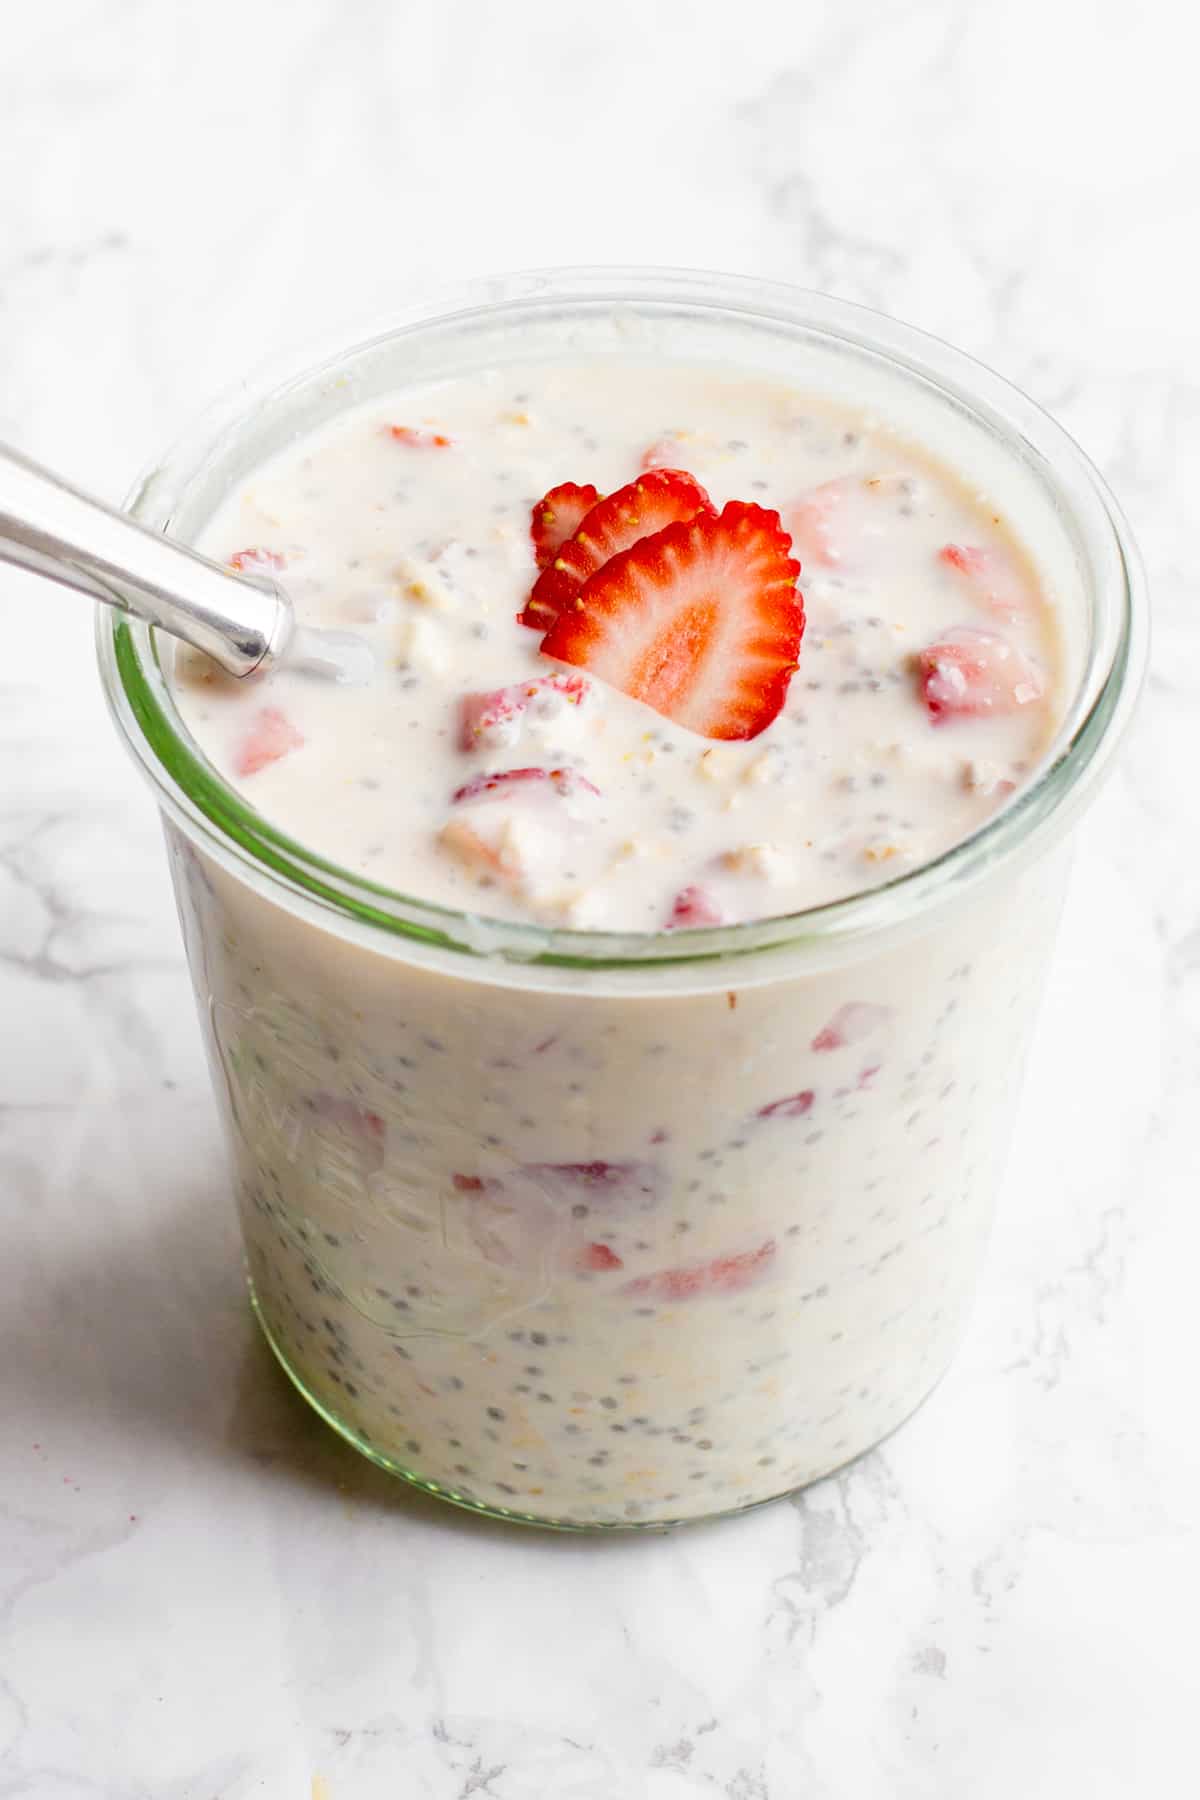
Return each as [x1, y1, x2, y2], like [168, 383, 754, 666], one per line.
[2, 2, 1196, 1794]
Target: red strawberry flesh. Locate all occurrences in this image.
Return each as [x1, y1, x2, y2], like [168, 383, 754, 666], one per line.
[529, 483, 601, 570]
[917, 627, 1044, 721]
[388, 425, 452, 448]
[450, 766, 600, 805]
[667, 885, 723, 929]
[540, 500, 804, 741]
[624, 1239, 776, 1302]
[758, 1090, 815, 1119]
[229, 547, 286, 573]
[519, 468, 712, 630]
[811, 1002, 891, 1053]
[459, 672, 589, 751]
[234, 707, 304, 777]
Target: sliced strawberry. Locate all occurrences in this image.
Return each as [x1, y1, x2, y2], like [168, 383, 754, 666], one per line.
[541, 501, 803, 742]
[917, 627, 1045, 722]
[459, 672, 589, 752]
[451, 766, 599, 805]
[388, 425, 453, 448]
[574, 1242, 625, 1273]
[624, 1239, 776, 1303]
[518, 469, 711, 631]
[229, 547, 286, 573]
[234, 707, 304, 777]
[939, 543, 1031, 620]
[811, 1002, 891, 1053]
[667, 885, 723, 929]
[757, 1089, 815, 1119]
[530, 483, 601, 570]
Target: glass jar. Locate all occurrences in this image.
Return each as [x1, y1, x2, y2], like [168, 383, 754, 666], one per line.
[97, 269, 1145, 1528]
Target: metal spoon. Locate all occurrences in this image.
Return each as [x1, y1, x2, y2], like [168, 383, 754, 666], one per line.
[0, 442, 373, 682]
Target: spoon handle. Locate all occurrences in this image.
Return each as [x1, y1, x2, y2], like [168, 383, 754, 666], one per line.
[0, 443, 292, 676]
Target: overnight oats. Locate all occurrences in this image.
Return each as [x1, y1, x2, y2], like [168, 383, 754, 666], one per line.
[99, 274, 1143, 1527]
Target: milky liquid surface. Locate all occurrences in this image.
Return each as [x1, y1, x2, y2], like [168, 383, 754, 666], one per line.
[172, 361, 1064, 931]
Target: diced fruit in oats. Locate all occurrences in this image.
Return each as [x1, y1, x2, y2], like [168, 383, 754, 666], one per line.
[574, 1242, 625, 1272]
[786, 478, 856, 567]
[757, 1089, 815, 1119]
[452, 1173, 488, 1192]
[459, 672, 590, 751]
[229, 547, 286, 573]
[388, 425, 453, 448]
[939, 543, 1031, 619]
[439, 809, 550, 883]
[309, 1095, 386, 1141]
[917, 626, 1045, 721]
[308, 1095, 386, 1170]
[529, 482, 601, 569]
[811, 1001, 891, 1053]
[451, 766, 599, 805]
[640, 434, 689, 470]
[624, 1239, 776, 1301]
[234, 707, 304, 777]
[667, 884, 723, 929]
[521, 1160, 660, 1206]
[519, 469, 712, 629]
[441, 768, 600, 890]
[541, 501, 803, 741]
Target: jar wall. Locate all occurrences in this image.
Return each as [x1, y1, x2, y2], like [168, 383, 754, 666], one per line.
[165, 816, 1069, 1527]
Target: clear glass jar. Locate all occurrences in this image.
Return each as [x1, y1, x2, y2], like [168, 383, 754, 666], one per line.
[97, 269, 1145, 1528]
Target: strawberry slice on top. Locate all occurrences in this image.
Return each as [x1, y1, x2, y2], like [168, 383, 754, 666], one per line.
[529, 482, 601, 570]
[519, 468, 711, 630]
[539, 501, 804, 742]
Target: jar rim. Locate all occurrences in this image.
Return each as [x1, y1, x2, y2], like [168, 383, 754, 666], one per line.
[96, 265, 1147, 973]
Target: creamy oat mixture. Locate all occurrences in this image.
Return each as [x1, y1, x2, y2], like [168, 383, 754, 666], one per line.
[163, 357, 1070, 1526]
[173, 361, 1061, 930]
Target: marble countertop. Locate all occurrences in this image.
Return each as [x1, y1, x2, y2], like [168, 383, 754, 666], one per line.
[2, 2, 1196, 1794]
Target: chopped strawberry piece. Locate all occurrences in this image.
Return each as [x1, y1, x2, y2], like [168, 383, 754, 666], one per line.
[388, 425, 453, 448]
[451, 766, 599, 805]
[811, 1001, 891, 1053]
[667, 885, 723, 929]
[939, 543, 1031, 620]
[452, 1173, 487, 1192]
[786, 478, 856, 568]
[234, 707, 304, 777]
[624, 1239, 776, 1302]
[522, 1160, 659, 1206]
[917, 627, 1045, 722]
[310, 1095, 385, 1142]
[229, 547, 286, 573]
[519, 468, 711, 630]
[575, 1242, 625, 1272]
[640, 435, 688, 471]
[540, 501, 804, 742]
[458, 672, 589, 752]
[308, 1095, 385, 1170]
[530, 482, 601, 570]
[758, 1090, 815, 1119]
